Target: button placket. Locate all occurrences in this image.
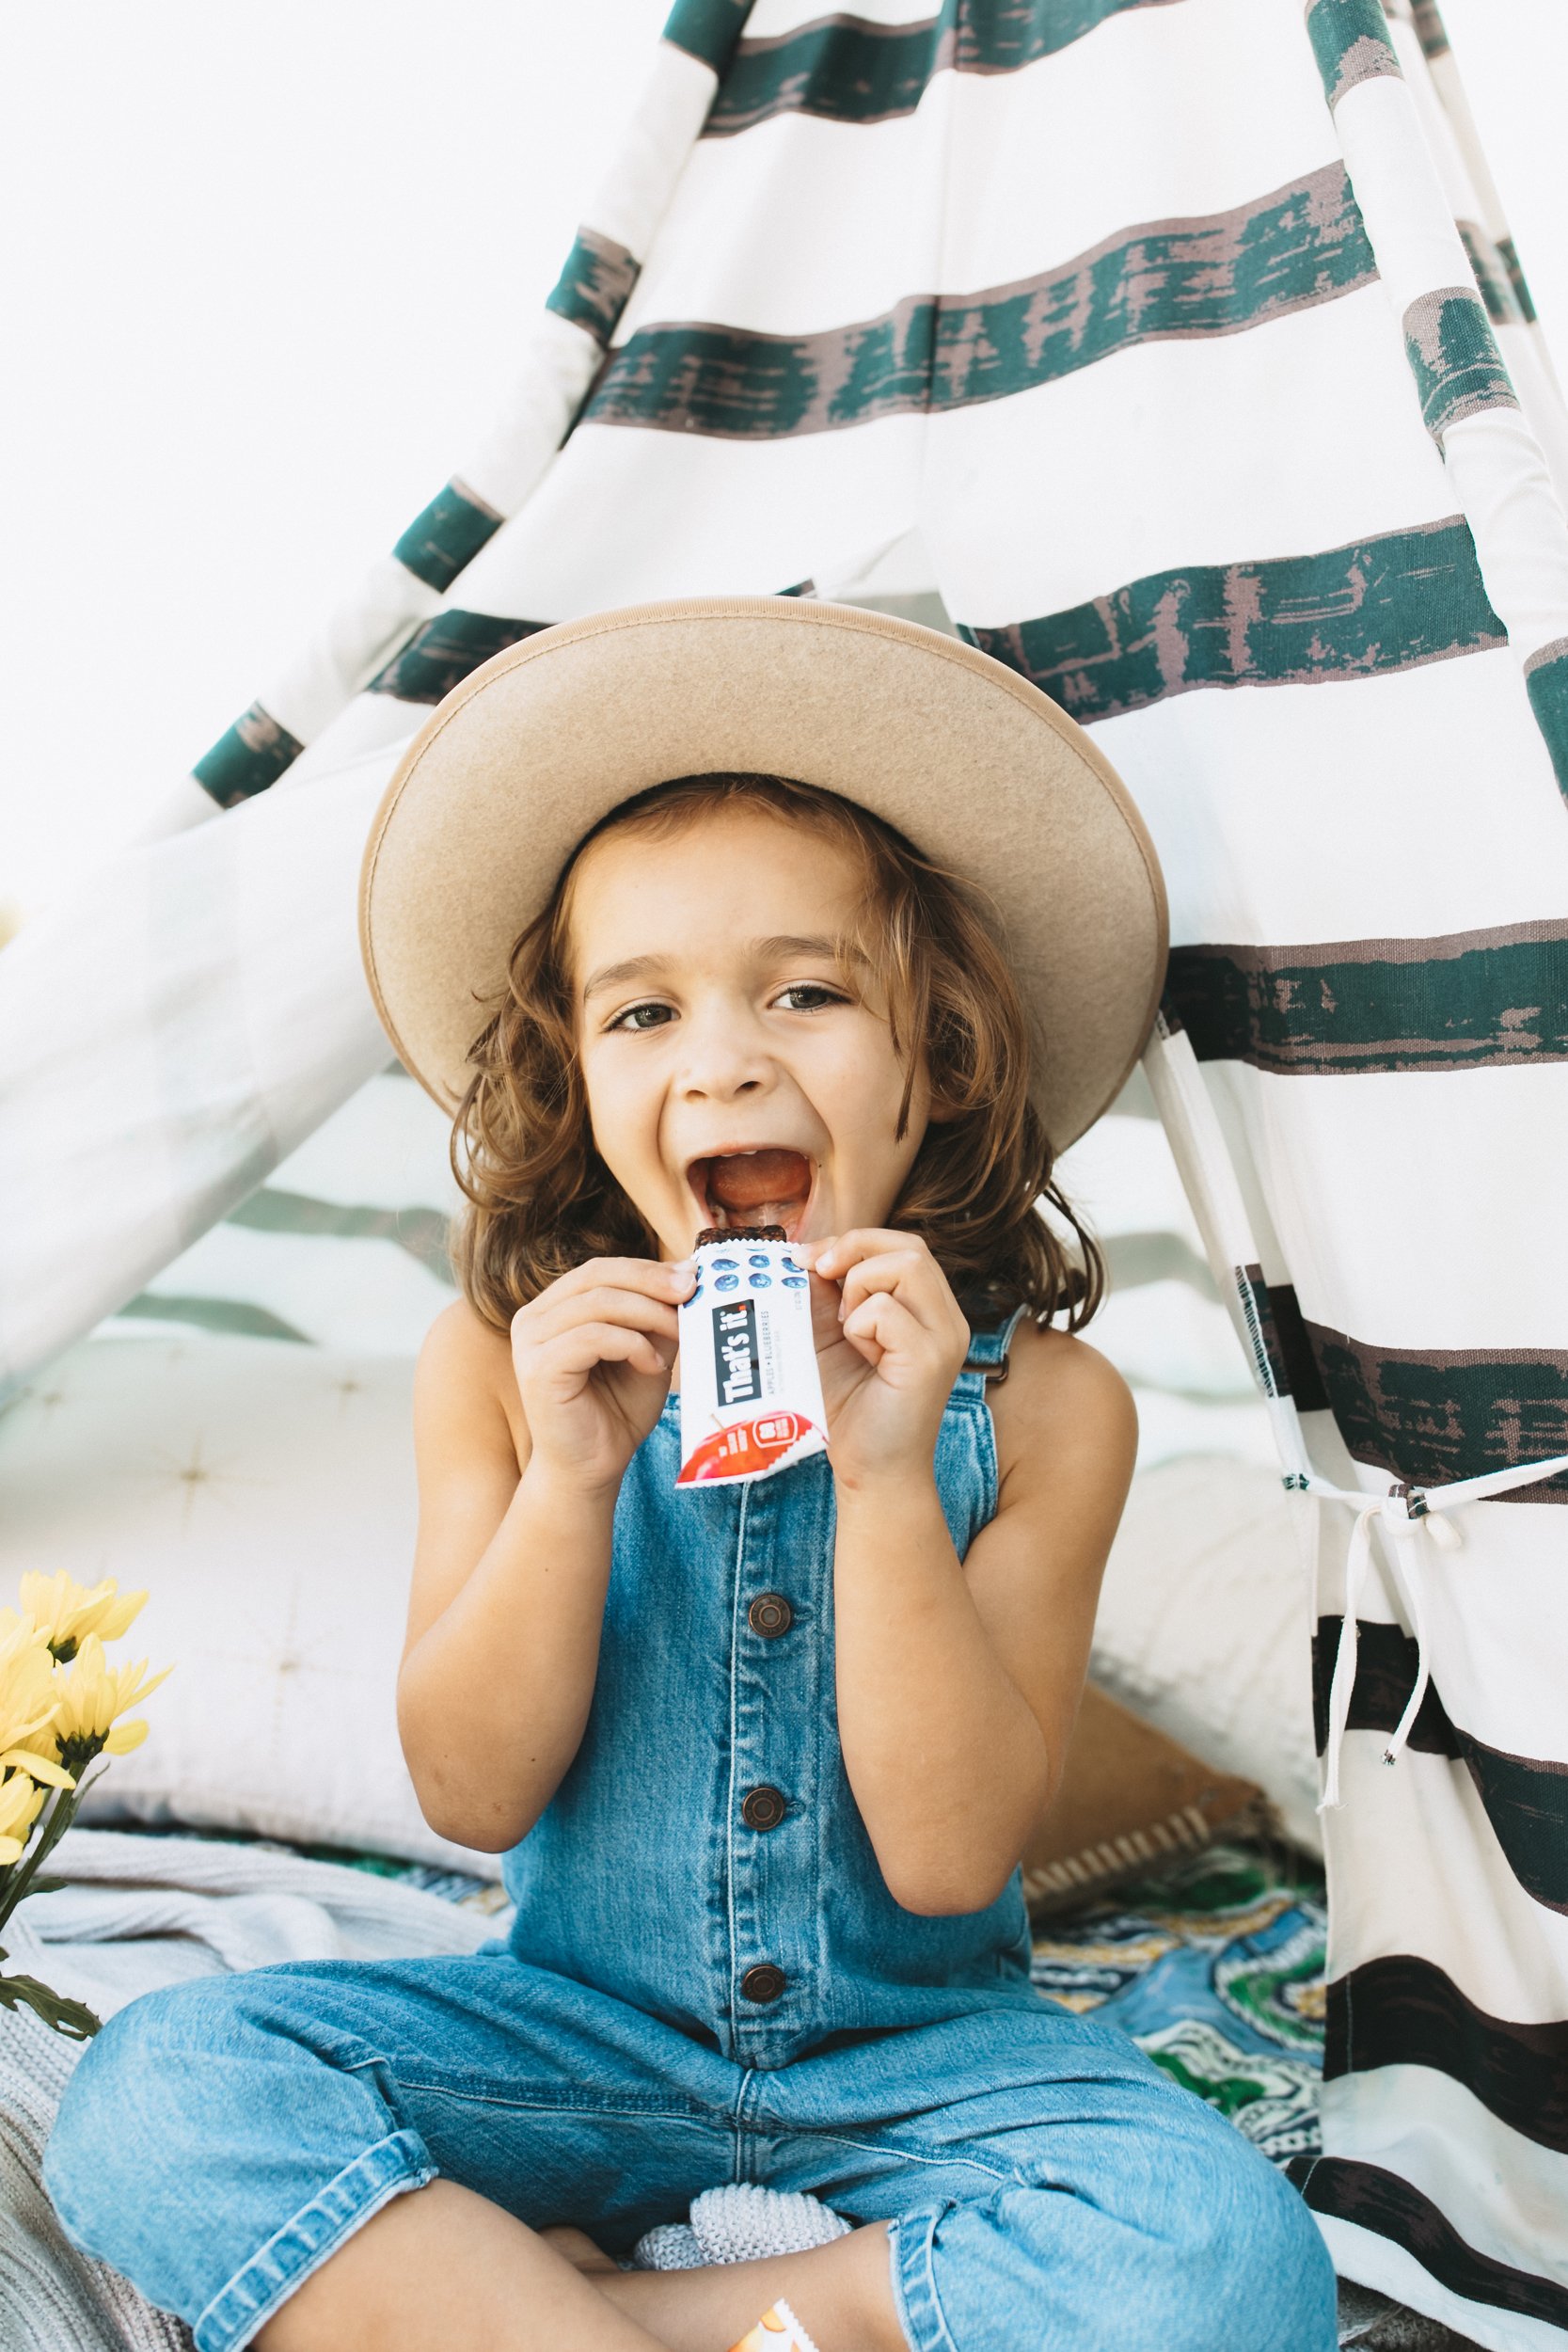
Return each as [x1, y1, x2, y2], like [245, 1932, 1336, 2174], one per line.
[729, 1475, 798, 2047]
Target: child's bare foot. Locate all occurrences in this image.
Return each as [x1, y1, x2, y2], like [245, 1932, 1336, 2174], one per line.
[539, 2224, 622, 2275]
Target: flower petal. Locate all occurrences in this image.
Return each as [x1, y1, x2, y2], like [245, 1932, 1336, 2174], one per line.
[0, 1747, 73, 1787]
[94, 1590, 150, 1641]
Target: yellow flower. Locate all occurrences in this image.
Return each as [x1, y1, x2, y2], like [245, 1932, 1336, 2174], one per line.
[0, 1766, 48, 1866]
[0, 1628, 59, 1759]
[39, 1633, 172, 1776]
[0, 1570, 149, 1662]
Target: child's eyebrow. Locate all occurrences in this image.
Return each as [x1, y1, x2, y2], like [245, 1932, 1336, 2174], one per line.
[581, 953, 665, 1001]
[580, 936, 864, 1001]
[753, 933, 866, 967]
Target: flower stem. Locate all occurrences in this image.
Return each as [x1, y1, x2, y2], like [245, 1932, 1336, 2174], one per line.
[0, 1761, 113, 2039]
[0, 1759, 105, 1936]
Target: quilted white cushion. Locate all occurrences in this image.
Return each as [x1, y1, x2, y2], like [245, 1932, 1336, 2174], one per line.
[0, 1329, 500, 1878]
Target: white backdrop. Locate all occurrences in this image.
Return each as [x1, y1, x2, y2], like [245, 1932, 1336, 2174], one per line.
[1, 0, 1564, 927]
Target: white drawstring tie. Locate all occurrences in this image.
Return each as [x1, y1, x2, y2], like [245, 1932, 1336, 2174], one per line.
[1302, 1452, 1568, 1813]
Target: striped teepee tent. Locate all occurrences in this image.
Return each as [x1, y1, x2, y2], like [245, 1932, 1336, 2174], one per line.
[2, 2, 1567, 2342]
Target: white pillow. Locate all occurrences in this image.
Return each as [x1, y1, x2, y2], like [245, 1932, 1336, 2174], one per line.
[1089, 1451, 1323, 1854]
[0, 1329, 500, 1878]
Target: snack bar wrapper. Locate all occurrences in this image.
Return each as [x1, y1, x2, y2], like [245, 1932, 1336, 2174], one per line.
[676, 1227, 828, 1487]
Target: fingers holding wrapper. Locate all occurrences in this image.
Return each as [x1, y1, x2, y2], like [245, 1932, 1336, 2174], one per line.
[676, 1229, 828, 1487]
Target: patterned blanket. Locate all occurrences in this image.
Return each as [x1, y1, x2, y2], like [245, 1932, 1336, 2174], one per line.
[1028, 1840, 1327, 2167]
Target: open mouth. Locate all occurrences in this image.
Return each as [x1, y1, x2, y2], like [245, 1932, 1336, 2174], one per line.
[688, 1148, 816, 1238]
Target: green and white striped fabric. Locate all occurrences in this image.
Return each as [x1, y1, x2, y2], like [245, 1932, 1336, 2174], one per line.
[3, 2, 1567, 2340]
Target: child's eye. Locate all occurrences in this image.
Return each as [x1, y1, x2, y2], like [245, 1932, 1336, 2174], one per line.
[607, 1001, 675, 1033]
[773, 982, 848, 1012]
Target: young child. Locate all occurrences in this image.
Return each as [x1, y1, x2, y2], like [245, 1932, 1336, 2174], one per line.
[43, 601, 1337, 2352]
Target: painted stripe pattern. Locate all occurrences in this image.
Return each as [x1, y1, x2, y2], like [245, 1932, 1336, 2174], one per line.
[1524, 639, 1568, 803]
[1497, 234, 1538, 325]
[1231, 1262, 1288, 1400]
[1402, 288, 1517, 443]
[663, 0, 753, 74]
[1264, 1281, 1331, 1414]
[1291, 2159, 1568, 2331]
[1458, 221, 1524, 329]
[962, 517, 1504, 723]
[1312, 0, 1568, 879]
[1305, 0, 1402, 113]
[1164, 920, 1568, 1076]
[584, 165, 1376, 440]
[1263, 1287, 1568, 1506]
[546, 229, 642, 348]
[1174, 1270, 1568, 1513]
[367, 611, 551, 705]
[705, 0, 1182, 137]
[392, 478, 505, 594]
[1312, 1616, 1568, 1912]
[1302, 1322, 1568, 1501]
[1324, 1955, 1568, 2155]
[1241, 1279, 1335, 1402]
[1310, 1617, 1456, 1758]
[1410, 0, 1449, 62]
[192, 703, 306, 809]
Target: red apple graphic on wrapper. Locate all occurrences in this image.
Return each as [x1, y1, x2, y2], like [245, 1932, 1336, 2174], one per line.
[677, 1411, 821, 1486]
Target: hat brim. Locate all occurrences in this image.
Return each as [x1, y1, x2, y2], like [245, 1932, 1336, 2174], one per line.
[358, 596, 1168, 1151]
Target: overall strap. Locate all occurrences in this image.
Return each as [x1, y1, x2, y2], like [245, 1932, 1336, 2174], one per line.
[952, 1301, 1033, 1400]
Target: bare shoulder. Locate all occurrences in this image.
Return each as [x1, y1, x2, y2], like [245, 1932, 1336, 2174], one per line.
[989, 1316, 1138, 1502]
[414, 1295, 529, 1478]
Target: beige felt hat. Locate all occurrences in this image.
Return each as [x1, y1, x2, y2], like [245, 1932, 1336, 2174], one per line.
[358, 596, 1167, 1148]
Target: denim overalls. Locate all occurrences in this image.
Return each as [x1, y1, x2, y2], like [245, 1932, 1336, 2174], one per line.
[43, 1312, 1336, 2352]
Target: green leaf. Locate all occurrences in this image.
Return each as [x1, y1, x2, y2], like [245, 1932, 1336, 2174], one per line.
[0, 1969, 102, 2039]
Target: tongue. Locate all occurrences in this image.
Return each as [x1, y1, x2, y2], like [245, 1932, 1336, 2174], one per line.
[708, 1150, 812, 1221]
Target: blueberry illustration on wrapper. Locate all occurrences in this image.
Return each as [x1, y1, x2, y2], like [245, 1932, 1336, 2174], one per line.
[675, 1227, 829, 1488]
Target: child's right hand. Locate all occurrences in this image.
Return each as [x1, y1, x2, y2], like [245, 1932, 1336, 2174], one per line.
[509, 1257, 693, 1500]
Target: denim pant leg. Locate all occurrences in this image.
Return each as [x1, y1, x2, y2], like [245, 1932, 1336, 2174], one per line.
[752, 2001, 1338, 2352]
[42, 1949, 740, 2352]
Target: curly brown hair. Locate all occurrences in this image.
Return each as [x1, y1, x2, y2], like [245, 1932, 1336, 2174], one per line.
[446, 772, 1104, 1334]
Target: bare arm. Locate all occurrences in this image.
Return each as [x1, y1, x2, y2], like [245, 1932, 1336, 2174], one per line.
[813, 1234, 1137, 1915]
[397, 1260, 689, 1851]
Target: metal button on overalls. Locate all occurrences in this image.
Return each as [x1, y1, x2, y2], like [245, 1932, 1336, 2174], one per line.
[741, 1785, 787, 1831]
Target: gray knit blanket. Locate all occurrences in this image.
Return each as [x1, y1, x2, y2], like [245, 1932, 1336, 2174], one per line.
[0, 1829, 496, 2352]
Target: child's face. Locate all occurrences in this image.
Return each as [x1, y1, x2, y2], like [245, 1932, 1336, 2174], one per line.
[568, 803, 932, 1259]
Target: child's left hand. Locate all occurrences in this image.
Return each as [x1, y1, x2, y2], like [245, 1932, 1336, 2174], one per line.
[809, 1230, 971, 1486]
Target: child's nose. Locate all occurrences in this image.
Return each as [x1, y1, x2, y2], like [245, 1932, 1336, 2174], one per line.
[677, 1010, 775, 1101]
[680, 1055, 771, 1101]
